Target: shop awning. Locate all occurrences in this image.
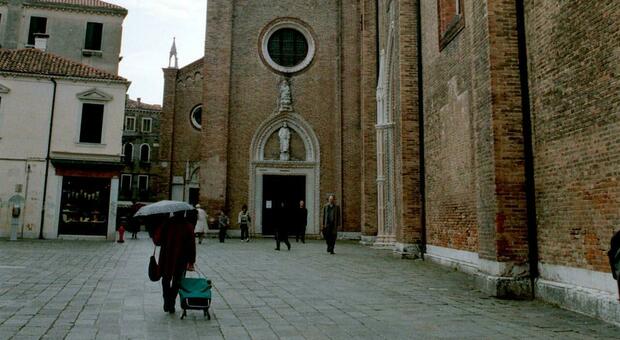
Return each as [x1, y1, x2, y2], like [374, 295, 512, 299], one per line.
[51, 158, 123, 178]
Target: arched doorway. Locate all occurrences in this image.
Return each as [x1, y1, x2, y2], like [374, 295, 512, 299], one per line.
[249, 113, 320, 236]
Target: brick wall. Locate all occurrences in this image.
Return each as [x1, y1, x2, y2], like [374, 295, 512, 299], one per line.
[360, 0, 378, 237]
[525, 1, 620, 272]
[201, 0, 233, 213]
[420, 0, 478, 253]
[214, 0, 362, 232]
[395, 0, 423, 245]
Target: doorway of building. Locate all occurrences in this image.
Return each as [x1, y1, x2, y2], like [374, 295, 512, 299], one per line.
[188, 188, 200, 206]
[261, 175, 306, 235]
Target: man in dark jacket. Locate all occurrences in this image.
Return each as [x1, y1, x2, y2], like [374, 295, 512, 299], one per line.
[295, 200, 308, 243]
[608, 229, 620, 301]
[157, 211, 196, 313]
[322, 195, 340, 254]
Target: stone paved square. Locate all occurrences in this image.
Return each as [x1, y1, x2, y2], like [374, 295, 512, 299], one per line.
[1, 236, 619, 339]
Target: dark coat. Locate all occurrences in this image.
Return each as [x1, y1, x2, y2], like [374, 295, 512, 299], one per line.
[322, 204, 341, 236]
[609, 230, 620, 280]
[157, 217, 196, 279]
[297, 207, 308, 228]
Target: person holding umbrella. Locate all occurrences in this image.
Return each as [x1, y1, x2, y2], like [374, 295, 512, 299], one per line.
[135, 201, 197, 314]
[156, 210, 196, 314]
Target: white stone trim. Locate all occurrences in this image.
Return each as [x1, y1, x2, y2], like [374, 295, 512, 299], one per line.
[260, 19, 316, 74]
[538, 262, 617, 294]
[425, 244, 480, 275]
[338, 232, 361, 240]
[76, 88, 113, 102]
[249, 113, 321, 237]
[0, 83, 10, 93]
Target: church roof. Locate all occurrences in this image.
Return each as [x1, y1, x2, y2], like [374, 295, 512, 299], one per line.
[0, 48, 128, 82]
[24, 0, 127, 16]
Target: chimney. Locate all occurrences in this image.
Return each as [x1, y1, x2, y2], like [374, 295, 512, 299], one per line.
[34, 33, 50, 51]
[137, 98, 141, 104]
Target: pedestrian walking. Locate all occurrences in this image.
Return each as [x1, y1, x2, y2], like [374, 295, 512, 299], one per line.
[129, 216, 140, 239]
[322, 195, 341, 254]
[275, 202, 291, 251]
[155, 211, 196, 314]
[238, 204, 251, 242]
[218, 210, 230, 243]
[194, 204, 208, 244]
[608, 229, 620, 301]
[295, 200, 308, 243]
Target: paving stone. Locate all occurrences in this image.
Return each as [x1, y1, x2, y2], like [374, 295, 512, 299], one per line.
[0, 237, 619, 339]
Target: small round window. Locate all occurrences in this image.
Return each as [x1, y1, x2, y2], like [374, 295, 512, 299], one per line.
[260, 20, 316, 74]
[267, 28, 309, 68]
[190, 105, 202, 130]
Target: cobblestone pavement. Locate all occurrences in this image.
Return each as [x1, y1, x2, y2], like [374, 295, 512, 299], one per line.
[0, 236, 619, 340]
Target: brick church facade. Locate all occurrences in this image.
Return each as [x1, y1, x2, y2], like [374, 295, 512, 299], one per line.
[160, 0, 619, 323]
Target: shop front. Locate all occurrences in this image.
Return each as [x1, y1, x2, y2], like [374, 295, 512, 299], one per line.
[52, 159, 122, 238]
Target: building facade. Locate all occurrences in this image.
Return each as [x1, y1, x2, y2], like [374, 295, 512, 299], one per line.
[0, 0, 127, 74]
[119, 98, 163, 206]
[367, 0, 620, 325]
[160, 1, 364, 238]
[160, 0, 618, 323]
[0, 48, 129, 240]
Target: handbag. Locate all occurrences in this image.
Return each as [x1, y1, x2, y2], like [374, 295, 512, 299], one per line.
[148, 246, 161, 282]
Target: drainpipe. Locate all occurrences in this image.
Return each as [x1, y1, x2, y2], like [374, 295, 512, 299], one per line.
[22, 163, 31, 238]
[39, 78, 57, 240]
[515, 0, 539, 293]
[416, 0, 427, 259]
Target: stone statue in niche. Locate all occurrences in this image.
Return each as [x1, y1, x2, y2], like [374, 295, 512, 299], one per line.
[278, 122, 291, 161]
[279, 78, 293, 112]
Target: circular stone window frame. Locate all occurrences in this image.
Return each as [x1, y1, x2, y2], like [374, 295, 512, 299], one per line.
[260, 18, 317, 74]
[190, 104, 203, 131]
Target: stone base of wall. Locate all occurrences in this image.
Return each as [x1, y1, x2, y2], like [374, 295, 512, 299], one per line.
[425, 245, 532, 299]
[360, 235, 377, 246]
[535, 279, 620, 326]
[338, 232, 361, 240]
[474, 274, 533, 299]
[393, 242, 422, 259]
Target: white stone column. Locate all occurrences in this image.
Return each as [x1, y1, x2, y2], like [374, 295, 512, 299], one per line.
[107, 176, 119, 240]
[374, 123, 396, 248]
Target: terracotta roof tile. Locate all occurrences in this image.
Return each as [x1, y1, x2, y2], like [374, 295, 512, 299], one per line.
[28, 0, 127, 14]
[0, 48, 128, 82]
[126, 99, 162, 111]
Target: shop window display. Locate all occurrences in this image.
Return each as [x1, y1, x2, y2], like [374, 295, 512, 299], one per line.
[59, 176, 111, 236]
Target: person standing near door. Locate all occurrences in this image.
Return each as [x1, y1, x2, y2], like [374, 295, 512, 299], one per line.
[238, 204, 251, 242]
[275, 202, 291, 251]
[322, 195, 340, 254]
[295, 200, 308, 243]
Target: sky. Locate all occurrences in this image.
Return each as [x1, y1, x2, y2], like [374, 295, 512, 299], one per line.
[108, 0, 207, 105]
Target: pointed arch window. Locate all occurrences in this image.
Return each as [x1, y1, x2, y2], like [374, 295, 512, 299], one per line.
[438, 0, 465, 50]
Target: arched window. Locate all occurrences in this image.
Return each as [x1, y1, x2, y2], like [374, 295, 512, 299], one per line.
[123, 143, 133, 163]
[140, 144, 150, 163]
[190, 105, 202, 130]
